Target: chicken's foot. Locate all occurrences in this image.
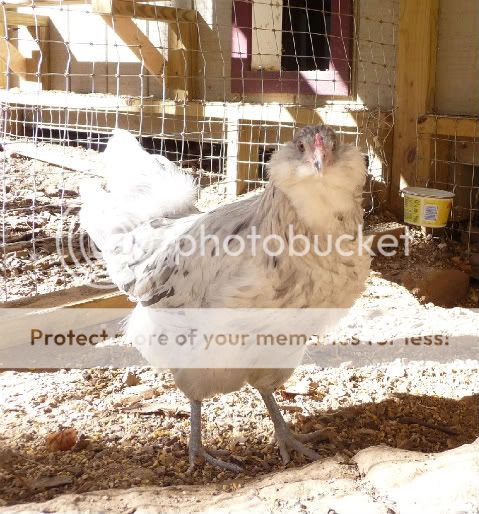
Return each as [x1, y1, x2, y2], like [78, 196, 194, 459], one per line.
[187, 399, 242, 473]
[260, 392, 326, 464]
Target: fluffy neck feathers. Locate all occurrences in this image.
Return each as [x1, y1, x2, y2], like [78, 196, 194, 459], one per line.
[263, 144, 366, 236]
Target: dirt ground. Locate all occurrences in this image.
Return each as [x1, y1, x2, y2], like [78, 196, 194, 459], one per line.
[1, 144, 479, 508]
[1, 268, 478, 506]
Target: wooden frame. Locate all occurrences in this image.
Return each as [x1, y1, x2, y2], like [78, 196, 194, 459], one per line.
[416, 114, 479, 191]
[417, 115, 479, 139]
[91, 0, 197, 23]
[231, 0, 354, 96]
[390, 0, 439, 213]
[91, 0, 198, 99]
[0, 0, 199, 99]
[0, 89, 392, 197]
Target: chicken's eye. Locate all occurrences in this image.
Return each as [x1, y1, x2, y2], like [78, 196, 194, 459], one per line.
[297, 142, 305, 153]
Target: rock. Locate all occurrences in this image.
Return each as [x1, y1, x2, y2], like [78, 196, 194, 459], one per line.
[400, 268, 470, 307]
[367, 225, 407, 255]
[354, 438, 479, 514]
[46, 428, 78, 452]
[124, 372, 141, 387]
[28, 475, 73, 491]
[470, 252, 479, 280]
[1, 457, 386, 514]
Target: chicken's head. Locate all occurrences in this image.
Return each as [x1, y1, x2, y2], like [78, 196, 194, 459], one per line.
[267, 124, 366, 230]
[293, 125, 337, 175]
[267, 125, 340, 185]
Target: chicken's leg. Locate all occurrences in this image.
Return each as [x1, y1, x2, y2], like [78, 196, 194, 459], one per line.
[261, 392, 326, 464]
[187, 399, 242, 473]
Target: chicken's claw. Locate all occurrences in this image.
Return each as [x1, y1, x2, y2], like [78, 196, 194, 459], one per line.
[274, 429, 322, 464]
[187, 399, 242, 474]
[261, 392, 327, 464]
[187, 445, 243, 474]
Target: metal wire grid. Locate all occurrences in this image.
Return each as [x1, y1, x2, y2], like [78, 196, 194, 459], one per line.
[0, 0, 399, 301]
[416, 116, 479, 252]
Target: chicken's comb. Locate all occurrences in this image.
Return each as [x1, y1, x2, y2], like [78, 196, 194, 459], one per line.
[314, 133, 324, 148]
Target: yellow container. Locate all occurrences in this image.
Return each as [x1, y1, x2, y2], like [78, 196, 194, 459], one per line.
[402, 187, 454, 228]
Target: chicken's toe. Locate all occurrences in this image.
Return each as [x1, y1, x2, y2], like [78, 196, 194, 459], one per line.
[294, 429, 331, 443]
[188, 446, 242, 474]
[274, 429, 321, 464]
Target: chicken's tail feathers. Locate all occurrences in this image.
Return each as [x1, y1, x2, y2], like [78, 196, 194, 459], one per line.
[79, 179, 138, 251]
[79, 130, 198, 296]
[101, 129, 197, 221]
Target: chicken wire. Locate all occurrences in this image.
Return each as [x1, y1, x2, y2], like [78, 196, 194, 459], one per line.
[0, 0, 398, 302]
[416, 116, 479, 256]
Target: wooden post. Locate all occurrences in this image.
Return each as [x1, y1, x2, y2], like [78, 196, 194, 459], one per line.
[167, 19, 198, 101]
[226, 120, 260, 197]
[390, 0, 439, 214]
[26, 23, 51, 90]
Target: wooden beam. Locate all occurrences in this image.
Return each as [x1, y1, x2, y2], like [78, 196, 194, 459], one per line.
[3, 0, 81, 5]
[167, 19, 198, 100]
[417, 115, 479, 138]
[1, 285, 133, 354]
[0, 90, 393, 127]
[4, 140, 95, 172]
[92, 0, 197, 23]
[101, 14, 165, 79]
[0, 28, 28, 79]
[226, 120, 260, 196]
[390, 0, 439, 214]
[1, 284, 133, 309]
[0, 11, 49, 27]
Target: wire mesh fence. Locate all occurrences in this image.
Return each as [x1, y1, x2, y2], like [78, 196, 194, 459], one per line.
[416, 116, 479, 263]
[0, 0, 399, 302]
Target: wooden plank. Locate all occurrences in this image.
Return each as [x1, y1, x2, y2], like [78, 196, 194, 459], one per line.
[167, 23, 185, 100]
[3, 0, 82, 5]
[0, 285, 133, 354]
[390, 0, 439, 214]
[251, 0, 282, 71]
[167, 19, 198, 100]
[4, 141, 97, 172]
[1, 284, 133, 309]
[101, 15, 165, 79]
[92, 0, 197, 23]
[237, 122, 261, 195]
[0, 26, 28, 79]
[226, 120, 260, 196]
[0, 11, 49, 27]
[0, 89, 391, 131]
[417, 115, 479, 138]
[0, 90, 392, 126]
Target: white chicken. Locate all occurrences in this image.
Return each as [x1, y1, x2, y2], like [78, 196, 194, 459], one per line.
[80, 126, 370, 472]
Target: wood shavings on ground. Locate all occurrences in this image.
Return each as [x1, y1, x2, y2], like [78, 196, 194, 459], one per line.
[0, 354, 477, 506]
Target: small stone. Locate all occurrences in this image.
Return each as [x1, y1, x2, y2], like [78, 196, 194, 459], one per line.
[124, 371, 141, 387]
[82, 370, 92, 381]
[29, 475, 73, 490]
[400, 269, 470, 307]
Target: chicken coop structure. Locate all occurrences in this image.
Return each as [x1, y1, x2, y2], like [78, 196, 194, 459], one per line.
[0, 0, 478, 305]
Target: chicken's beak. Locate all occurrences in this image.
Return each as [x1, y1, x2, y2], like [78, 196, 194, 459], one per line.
[313, 149, 325, 173]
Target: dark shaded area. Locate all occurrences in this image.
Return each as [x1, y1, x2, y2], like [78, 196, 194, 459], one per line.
[282, 0, 331, 71]
[31, 128, 226, 174]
